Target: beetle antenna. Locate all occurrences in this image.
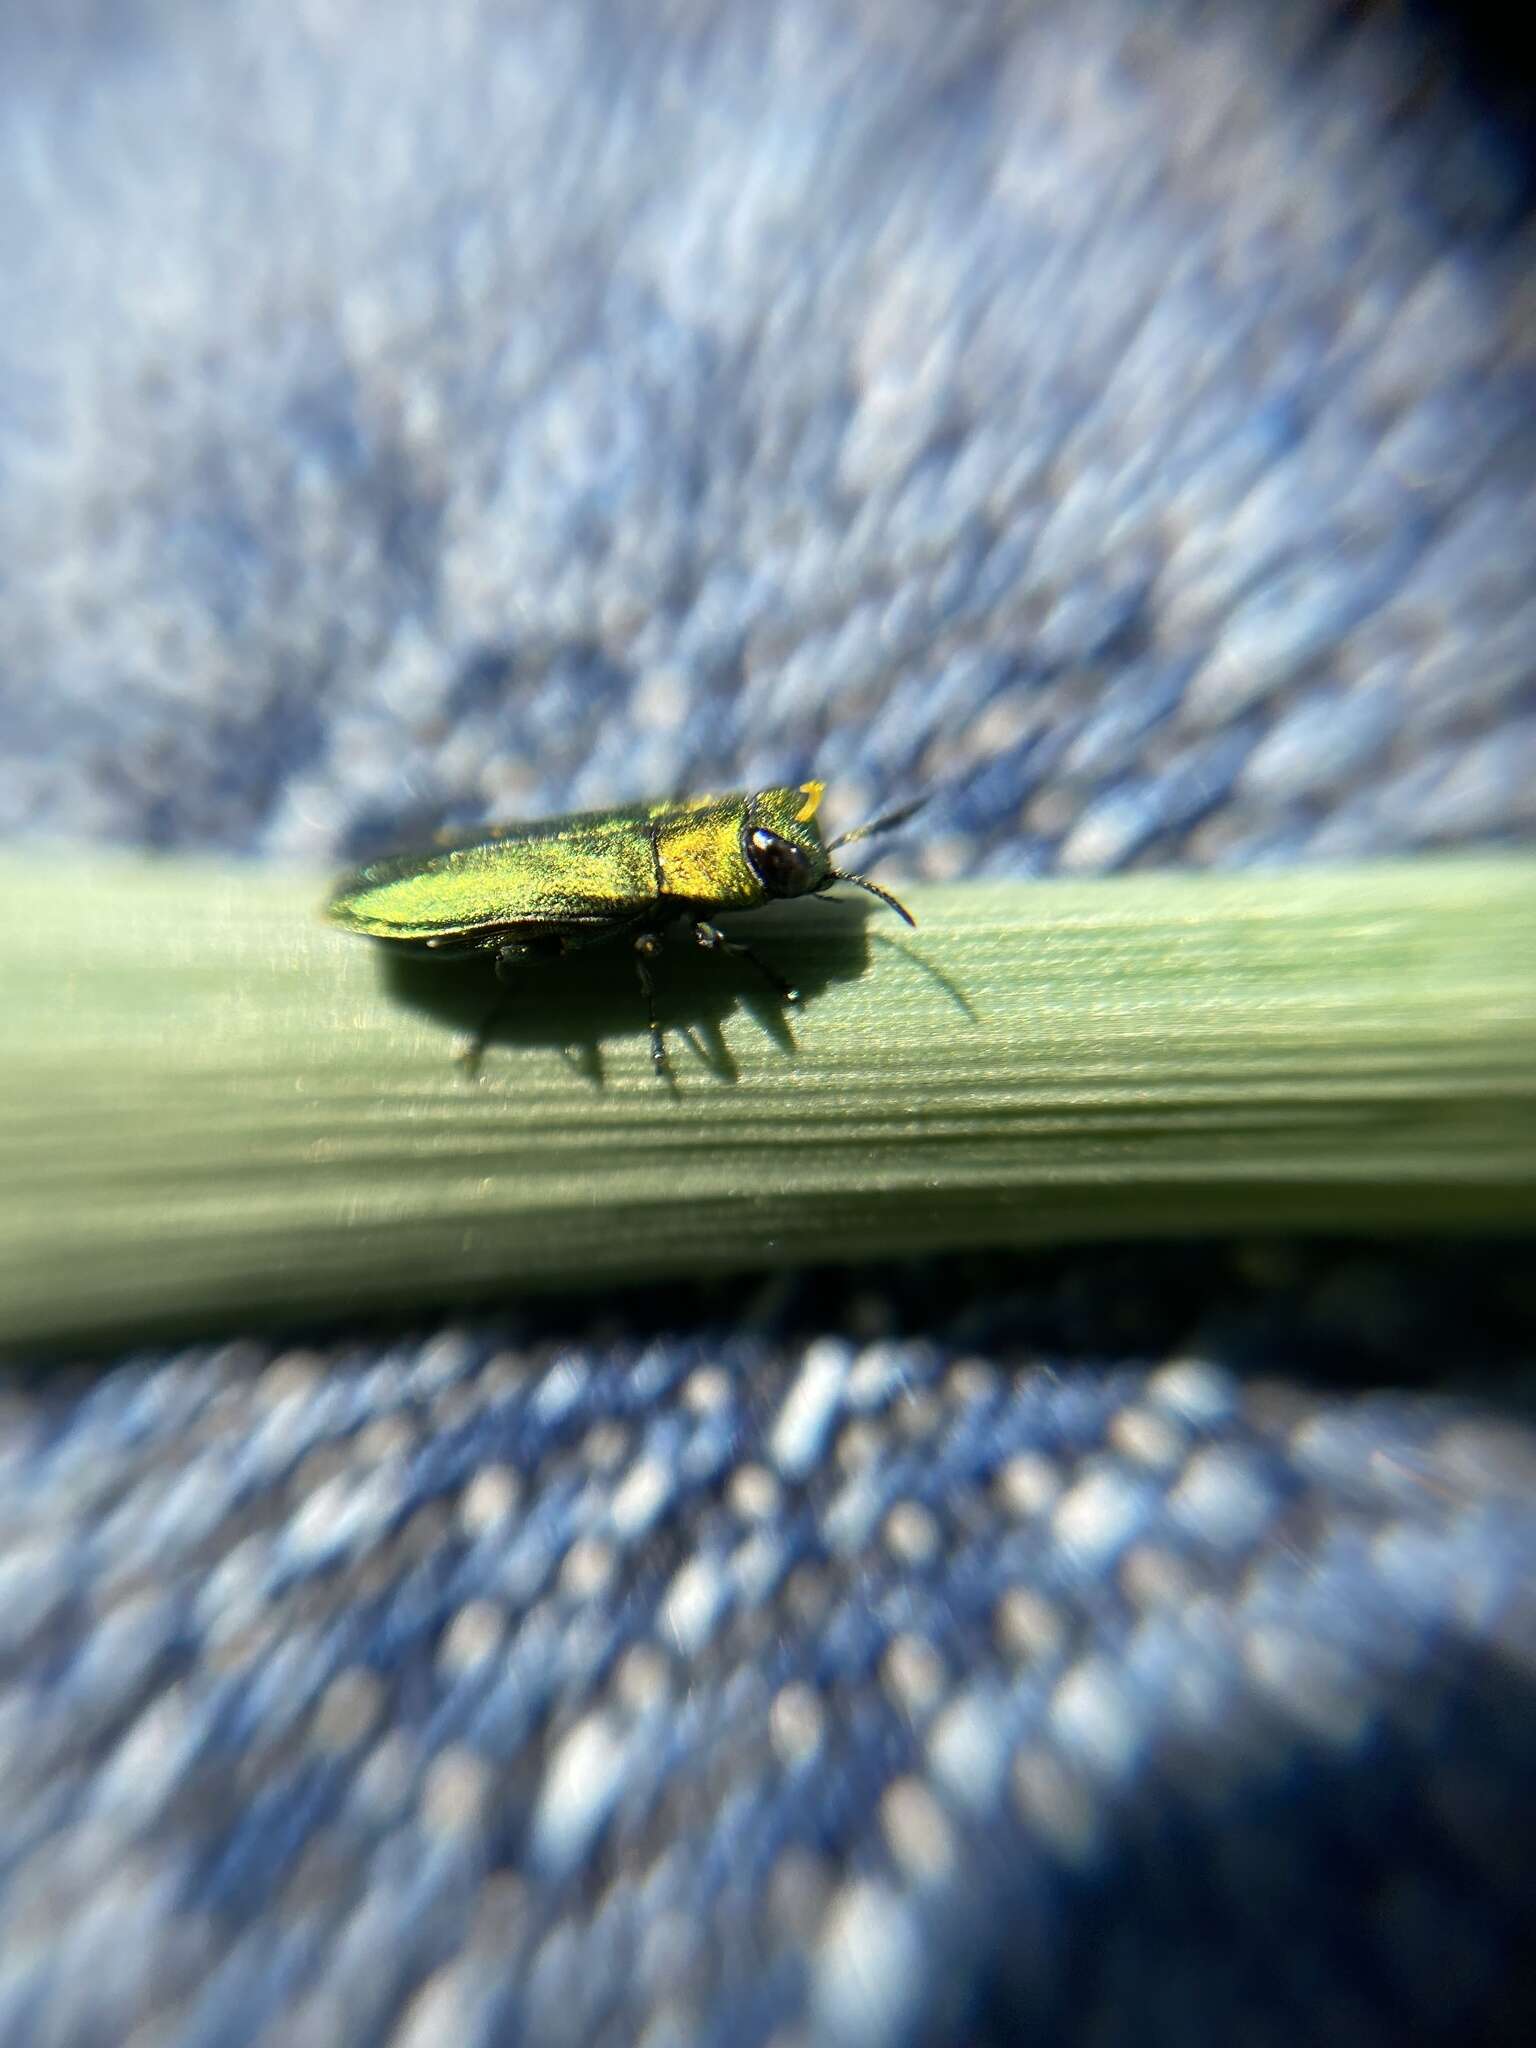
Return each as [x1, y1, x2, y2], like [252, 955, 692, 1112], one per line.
[827, 795, 928, 852]
[827, 869, 917, 926]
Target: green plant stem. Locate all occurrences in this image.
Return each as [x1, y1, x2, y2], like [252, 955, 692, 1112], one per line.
[3, 854, 1534, 1348]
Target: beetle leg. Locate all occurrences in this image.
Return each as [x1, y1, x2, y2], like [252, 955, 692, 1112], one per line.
[692, 920, 799, 1003]
[632, 932, 671, 1082]
[493, 940, 539, 983]
[457, 941, 534, 1077]
[457, 999, 504, 1077]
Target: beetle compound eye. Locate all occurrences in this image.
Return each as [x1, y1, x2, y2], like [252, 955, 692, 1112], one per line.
[745, 827, 813, 896]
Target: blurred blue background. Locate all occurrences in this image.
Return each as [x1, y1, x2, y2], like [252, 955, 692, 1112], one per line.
[2, 3, 1534, 2042]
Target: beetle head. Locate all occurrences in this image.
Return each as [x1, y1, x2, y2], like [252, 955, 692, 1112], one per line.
[743, 782, 920, 925]
[741, 782, 833, 898]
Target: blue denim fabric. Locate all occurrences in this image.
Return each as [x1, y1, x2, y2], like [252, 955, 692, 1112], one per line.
[2, 4, 1534, 2042]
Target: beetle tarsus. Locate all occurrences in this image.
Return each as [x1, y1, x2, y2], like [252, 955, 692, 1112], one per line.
[633, 933, 672, 1084]
[457, 997, 506, 1079]
[692, 920, 798, 1002]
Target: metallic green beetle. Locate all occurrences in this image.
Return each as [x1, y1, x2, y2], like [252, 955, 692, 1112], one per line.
[325, 782, 919, 1076]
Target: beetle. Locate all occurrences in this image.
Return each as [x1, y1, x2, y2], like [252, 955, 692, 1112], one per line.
[325, 782, 921, 1077]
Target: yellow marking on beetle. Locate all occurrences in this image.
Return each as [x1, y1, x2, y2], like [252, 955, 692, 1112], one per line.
[795, 780, 826, 823]
[655, 810, 759, 906]
[647, 792, 719, 818]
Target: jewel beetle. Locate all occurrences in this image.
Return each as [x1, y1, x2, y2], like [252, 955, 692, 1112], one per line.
[325, 782, 920, 1077]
